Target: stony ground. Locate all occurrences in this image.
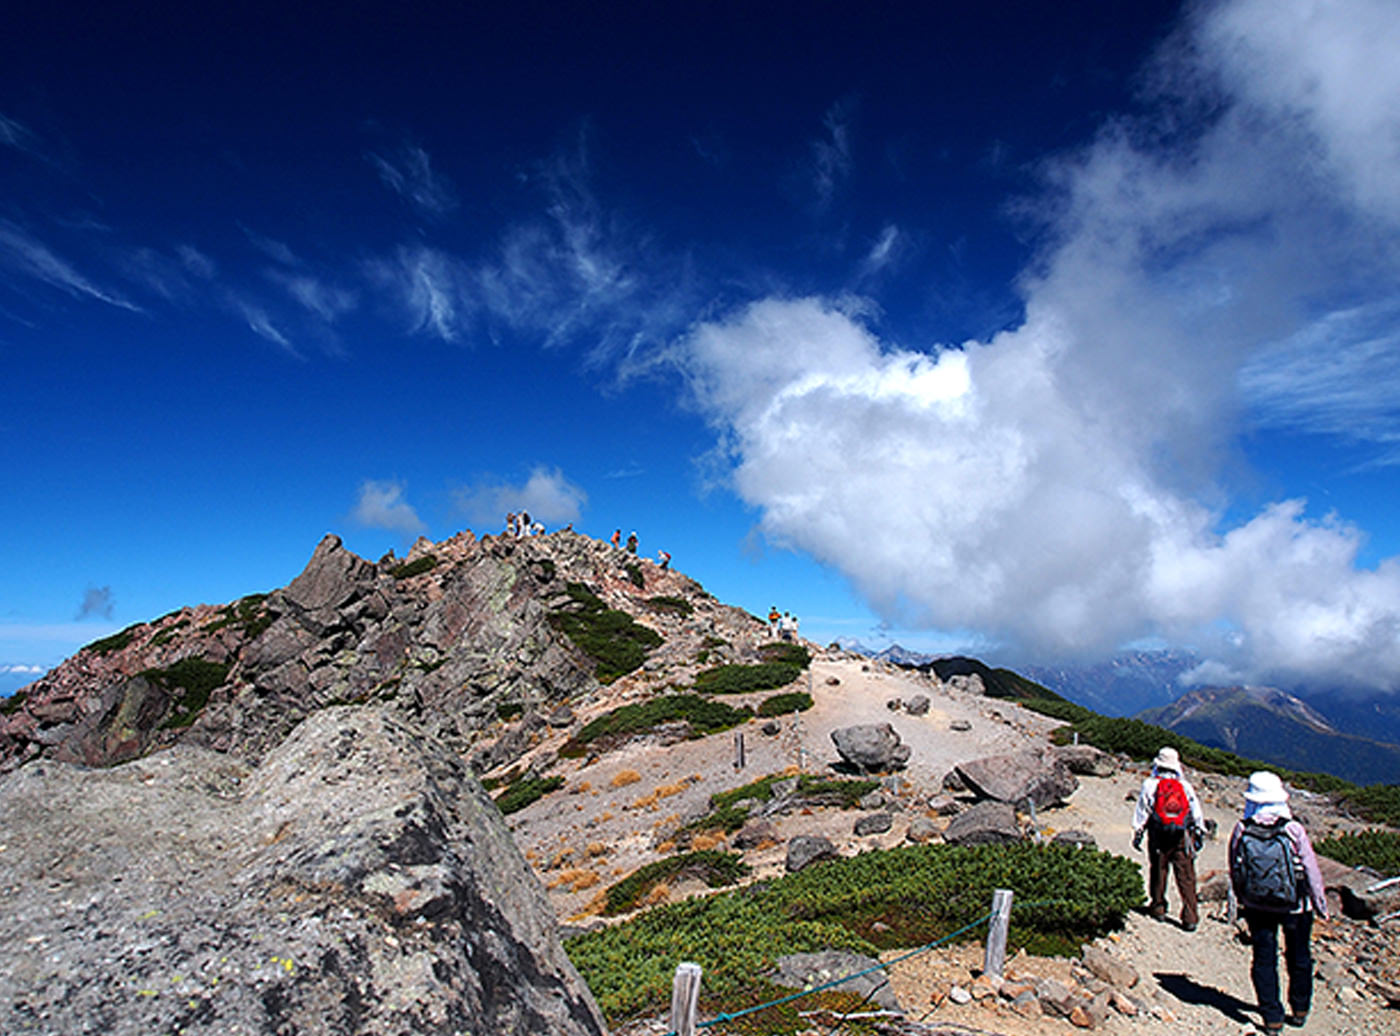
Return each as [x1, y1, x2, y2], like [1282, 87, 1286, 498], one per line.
[501, 653, 1398, 1036]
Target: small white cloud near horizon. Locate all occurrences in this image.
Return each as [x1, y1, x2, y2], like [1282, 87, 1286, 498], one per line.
[454, 466, 587, 530]
[351, 480, 427, 537]
[0, 663, 45, 675]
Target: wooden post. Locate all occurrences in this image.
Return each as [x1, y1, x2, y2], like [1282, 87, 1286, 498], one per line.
[983, 889, 1014, 980]
[734, 730, 745, 771]
[1073, 731, 1080, 746]
[1227, 882, 1238, 926]
[670, 962, 702, 1036]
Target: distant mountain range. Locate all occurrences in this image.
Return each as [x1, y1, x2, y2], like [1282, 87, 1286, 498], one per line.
[1138, 685, 1400, 786]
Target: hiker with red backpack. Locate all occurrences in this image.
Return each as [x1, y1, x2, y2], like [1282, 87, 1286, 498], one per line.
[1229, 772, 1328, 1034]
[1131, 746, 1205, 930]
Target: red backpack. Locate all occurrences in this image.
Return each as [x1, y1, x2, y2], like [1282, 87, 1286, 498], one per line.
[1153, 776, 1191, 830]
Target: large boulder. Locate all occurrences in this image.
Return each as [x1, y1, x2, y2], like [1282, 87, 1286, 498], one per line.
[0, 707, 607, 1036]
[942, 800, 1024, 845]
[954, 748, 1078, 808]
[830, 723, 911, 773]
[786, 834, 838, 872]
[1051, 744, 1117, 777]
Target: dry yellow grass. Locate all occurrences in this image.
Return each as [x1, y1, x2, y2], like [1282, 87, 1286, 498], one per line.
[653, 781, 688, 799]
[610, 769, 642, 788]
[629, 791, 660, 810]
[549, 849, 574, 869]
[585, 842, 609, 857]
[571, 780, 592, 794]
[567, 891, 608, 921]
[547, 868, 596, 890]
[599, 811, 614, 822]
[640, 883, 671, 907]
[652, 812, 681, 830]
[691, 831, 727, 851]
[654, 839, 676, 853]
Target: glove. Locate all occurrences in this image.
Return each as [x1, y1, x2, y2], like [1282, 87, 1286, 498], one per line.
[1191, 829, 1204, 854]
[1132, 830, 1143, 851]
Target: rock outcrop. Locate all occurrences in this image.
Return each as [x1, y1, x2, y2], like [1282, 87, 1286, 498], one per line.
[0, 707, 608, 1036]
[830, 722, 911, 773]
[953, 747, 1078, 808]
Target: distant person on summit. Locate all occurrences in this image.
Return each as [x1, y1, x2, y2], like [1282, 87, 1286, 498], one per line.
[611, 529, 621, 548]
[1131, 746, 1205, 931]
[656, 549, 671, 571]
[626, 531, 638, 554]
[1229, 771, 1328, 1034]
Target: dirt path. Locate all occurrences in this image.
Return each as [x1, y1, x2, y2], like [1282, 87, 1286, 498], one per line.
[507, 652, 1395, 1034]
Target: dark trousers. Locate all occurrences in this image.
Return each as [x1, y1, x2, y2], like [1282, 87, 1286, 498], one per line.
[1147, 828, 1198, 927]
[1244, 908, 1313, 1026]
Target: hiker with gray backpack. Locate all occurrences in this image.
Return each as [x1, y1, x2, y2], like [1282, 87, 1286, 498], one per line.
[1131, 746, 1205, 930]
[1229, 771, 1328, 1034]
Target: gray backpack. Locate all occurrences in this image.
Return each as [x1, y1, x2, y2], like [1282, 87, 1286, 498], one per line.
[1233, 819, 1302, 911]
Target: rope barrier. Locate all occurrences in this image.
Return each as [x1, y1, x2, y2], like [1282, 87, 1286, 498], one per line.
[661, 897, 1067, 1035]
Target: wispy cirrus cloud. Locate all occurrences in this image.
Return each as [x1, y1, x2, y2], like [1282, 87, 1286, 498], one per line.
[351, 480, 427, 536]
[809, 99, 855, 209]
[0, 112, 48, 162]
[269, 270, 358, 324]
[368, 143, 459, 219]
[0, 220, 143, 312]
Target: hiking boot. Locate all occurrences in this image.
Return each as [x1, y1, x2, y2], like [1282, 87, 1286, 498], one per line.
[1260, 1023, 1283, 1035]
[1285, 1011, 1308, 1027]
[1182, 922, 1197, 932]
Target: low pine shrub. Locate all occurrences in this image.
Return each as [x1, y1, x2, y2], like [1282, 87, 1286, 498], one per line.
[1, 690, 28, 716]
[757, 692, 813, 717]
[757, 642, 811, 668]
[565, 695, 752, 755]
[1315, 830, 1400, 876]
[391, 555, 438, 580]
[646, 595, 693, 616]
[495, 775, 565, 815]
[549, 583, 663, 683]
[567, 841, 1142, 1023]
[688, 773, 878, 834]
[625, 562, 645, 588]
[694, 662, 801, 694]
[143, 658, 231, 729]
[602, 851, 751, 915]
[86, 626, 139, 656]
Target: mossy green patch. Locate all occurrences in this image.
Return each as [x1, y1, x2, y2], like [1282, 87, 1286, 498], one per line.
[86, 625, 141, 656]
[686, 773, 879, 834]
[757, 642, 811, 668]
[624, 562, 645, 588]
[561, 694, 752, 757]
[646, 595, 693, 616]
[1315, 830, 1400, 876]
[1, 690, 28, 716]
[548, 583, 662, 683]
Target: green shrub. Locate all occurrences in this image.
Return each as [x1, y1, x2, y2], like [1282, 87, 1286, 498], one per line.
[142, 658, 231, 729]
[694, 662, 802, 694]
[497, 702, 525, 721]
[701, 635, 729, 649]
[149, 618, 190, 647]
[1339, 785, 1400, 828]
[646, 595, 693, 617]
[391, 555, 438, 580]
[495, 775, 564, 815]
[758, 642, 811, 668]
[757, 692, 813, 717]
[603, 851, 751, 915]
[86, 626, 140, 656]
[1, 690, 28, 716]
[549, 583, 662, 683]
[687, 773, 879, 834]
[205, 594, 273, 638]
[567, 841, 1142, 1023]
[625, 562, 645, 588]
[1315, 830, 1400, 875]
[566, 695, 752, 754]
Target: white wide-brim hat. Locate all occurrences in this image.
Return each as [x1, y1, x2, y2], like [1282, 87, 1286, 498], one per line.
[1244, 771, 1290, 804]
[1152, 747, 1181, 773]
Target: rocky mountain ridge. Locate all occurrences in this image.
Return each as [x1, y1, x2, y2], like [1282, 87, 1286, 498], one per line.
[0, 528, 761, 779]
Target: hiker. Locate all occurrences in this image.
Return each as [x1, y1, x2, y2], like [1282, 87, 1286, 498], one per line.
[519, 511, 531, 537]
[1131, 746, 1205, 930]
[611, 529, 621, 548]
[768, 606, 781, 632]
[505, 512, 519, 537]
[626, 531, 638, 554]
[1229, 771, 1328, 1034]
[656, 549, 671, 571]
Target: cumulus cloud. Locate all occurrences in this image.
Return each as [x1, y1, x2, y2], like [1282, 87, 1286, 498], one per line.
[368, 144, 459, 218]
[454, 466, 587, 529]
[677, 0, 1400, 689]
[76, 586, 114, 621]
[0, 663, 44, 675]
[351, 480, 427, 536]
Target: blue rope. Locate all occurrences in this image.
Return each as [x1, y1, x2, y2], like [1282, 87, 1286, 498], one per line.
[660, 896, 1067, 1035]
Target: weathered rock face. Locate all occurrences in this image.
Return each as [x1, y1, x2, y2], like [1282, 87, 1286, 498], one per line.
[772, 951, 902, 1012]
[0, 707, 608, 1036]
[942, 800, 1023, 845]
[786, 834, 838, 872]
[953, 748, 1079, 808]
[830, 722, 911, 773]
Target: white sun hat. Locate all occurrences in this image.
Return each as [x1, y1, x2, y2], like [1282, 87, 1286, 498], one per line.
[1152, 747, 1181, 773]
[1244, 771, 1290, 804]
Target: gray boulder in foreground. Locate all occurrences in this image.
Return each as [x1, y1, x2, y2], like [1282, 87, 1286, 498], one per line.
[954, 748, 1078, 808]
[941, 800, 1023, 845]
[830, 722, 911, 773]
[0, 707, 606, 1036]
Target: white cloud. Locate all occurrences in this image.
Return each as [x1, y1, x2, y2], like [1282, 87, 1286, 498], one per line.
[229, 294, 298, 355]
[810, 100, 854, 208]
[0, 220, 143, 312]
[368, 144, 459, 218]
[351, 480, 427, 536]
[270, 271, 358, 324]
[0, 663, 45, 675]
[676, 0, 1400, 689]
[454, 466, 587, 529]
[859, 224, 901, 276]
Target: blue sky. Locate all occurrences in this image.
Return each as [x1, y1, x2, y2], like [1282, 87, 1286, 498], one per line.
[4, 0, 1400, 698]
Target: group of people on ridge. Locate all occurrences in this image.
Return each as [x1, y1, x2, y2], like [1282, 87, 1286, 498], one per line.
[1131, 747, 1328, 1033]
[766, 606, 799, 641]
[504, 511, 543, 537]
